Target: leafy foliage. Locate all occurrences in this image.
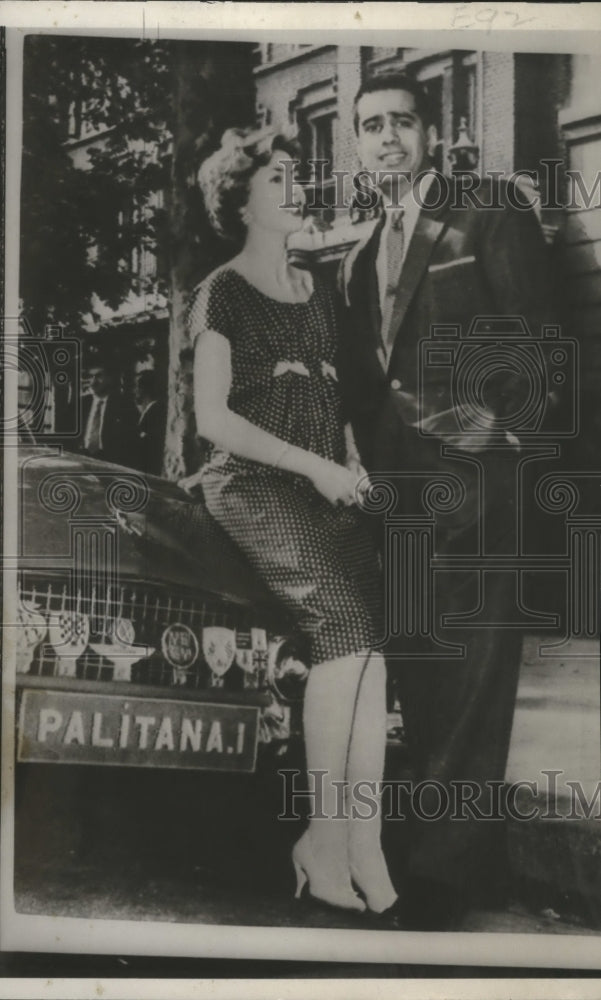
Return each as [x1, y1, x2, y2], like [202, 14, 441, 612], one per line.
[20, 35, 256, 333]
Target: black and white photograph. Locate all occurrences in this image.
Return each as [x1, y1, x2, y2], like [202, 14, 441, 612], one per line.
[2, 0, 601, 980]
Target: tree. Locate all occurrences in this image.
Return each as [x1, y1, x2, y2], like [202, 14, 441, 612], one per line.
[20, 35, 256, 475]
[162, 41, 257, 479]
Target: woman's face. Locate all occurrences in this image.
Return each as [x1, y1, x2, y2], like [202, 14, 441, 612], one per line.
[244, 150, 305, 236]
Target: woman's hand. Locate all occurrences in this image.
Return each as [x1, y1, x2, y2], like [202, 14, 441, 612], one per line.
[178, 470, 204, 494]
[346, 454, 371, 504]
[343, 425, 370, 502]
[308, 457, 366, 507]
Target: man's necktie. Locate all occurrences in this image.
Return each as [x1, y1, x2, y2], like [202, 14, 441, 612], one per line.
[86, 397, 104, 455]
[381, 206, 405, 357]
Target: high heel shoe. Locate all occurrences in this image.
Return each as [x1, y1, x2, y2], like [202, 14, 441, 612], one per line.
[349, 845, 399, 915]
[292, 832, 366, 913]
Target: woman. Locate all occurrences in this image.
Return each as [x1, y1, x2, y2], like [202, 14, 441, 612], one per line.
[185, 127, 398, 918]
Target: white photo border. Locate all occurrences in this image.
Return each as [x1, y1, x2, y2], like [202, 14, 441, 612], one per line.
[2, 0, 601, 980]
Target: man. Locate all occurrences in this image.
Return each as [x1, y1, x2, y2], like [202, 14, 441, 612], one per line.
[133, 369, 165, 476]
[339, 73, 557, 929]
[79, 360, 136, 467]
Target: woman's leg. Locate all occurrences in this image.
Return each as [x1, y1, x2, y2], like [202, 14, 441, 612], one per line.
[346, 651, 398, 913]
[295, 650, 368, 909]
[202, 476, 388, 908]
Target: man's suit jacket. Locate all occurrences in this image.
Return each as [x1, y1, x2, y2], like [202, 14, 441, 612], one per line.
[136, 400, 166, 476]
[79, 392, 137, 468]
[338, 173, 558, 487]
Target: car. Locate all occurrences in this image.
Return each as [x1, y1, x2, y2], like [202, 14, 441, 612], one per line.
[14, 444, 309, 777]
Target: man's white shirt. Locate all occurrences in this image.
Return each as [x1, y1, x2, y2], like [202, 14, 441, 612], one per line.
[83, 394, 107, 451]
[137, 399, 156, 424]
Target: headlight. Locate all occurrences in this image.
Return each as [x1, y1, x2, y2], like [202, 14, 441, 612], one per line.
[267, 637, 309, 703]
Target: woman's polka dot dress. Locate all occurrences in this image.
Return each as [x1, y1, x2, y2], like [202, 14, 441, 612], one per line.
[187, 266, 382, 666]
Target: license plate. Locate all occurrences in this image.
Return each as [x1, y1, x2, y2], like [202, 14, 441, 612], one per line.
[18, 689, 259, 772]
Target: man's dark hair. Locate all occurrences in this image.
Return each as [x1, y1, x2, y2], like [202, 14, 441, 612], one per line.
[353, 73, 435, 134]
[87, 357, 117, 379]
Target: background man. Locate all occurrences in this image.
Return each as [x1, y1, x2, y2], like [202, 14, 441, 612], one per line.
[133, 369, 166, 476]
[339, 73, 558, 930]
[79, 359, 136, 467]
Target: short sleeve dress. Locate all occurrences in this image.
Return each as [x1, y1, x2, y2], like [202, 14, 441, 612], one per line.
[187, 266, 382, 665]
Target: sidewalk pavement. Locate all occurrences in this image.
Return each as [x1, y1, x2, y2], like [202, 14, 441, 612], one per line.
[506, 635, 600, 926]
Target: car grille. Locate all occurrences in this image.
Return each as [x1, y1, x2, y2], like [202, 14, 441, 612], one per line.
[17, 573, 275, 692]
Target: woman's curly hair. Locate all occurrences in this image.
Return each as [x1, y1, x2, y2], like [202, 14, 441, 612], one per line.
[198, 126, 301, 245]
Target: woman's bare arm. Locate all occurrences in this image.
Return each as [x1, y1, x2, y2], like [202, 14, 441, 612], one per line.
[193, 328, 362, 505]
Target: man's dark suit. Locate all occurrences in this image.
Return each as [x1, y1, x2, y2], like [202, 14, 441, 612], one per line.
[79, 392, 137, 468]
[136, 400, 166, 476]
[339, 174, 557, 904]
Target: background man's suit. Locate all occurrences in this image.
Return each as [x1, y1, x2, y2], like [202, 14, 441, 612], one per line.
[339, 174, 557, 905]
[136, 399, 166, 476]
[79, 392, 137, 468]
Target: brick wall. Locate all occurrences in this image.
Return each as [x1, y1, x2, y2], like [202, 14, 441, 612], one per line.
[255, 47, 340, 135]
[480, 52, 515, 176]
[256, 45, 363, 216]
[332, 47, 362, 206]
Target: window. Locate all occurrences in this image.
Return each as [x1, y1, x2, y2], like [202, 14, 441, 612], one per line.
[66, 97, 109, 142]
[116, 201, 146, 290]
[256, 104, 272, 129]
[313, 113, 334, 165]
[255, 43, 273, 66]
[298, 108, 338, 222]
[289, 76, 338, 223]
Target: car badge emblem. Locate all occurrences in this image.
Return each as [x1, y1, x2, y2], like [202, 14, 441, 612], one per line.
[161, 623, 199, 684]
[16, 603, 47, 674]
[203, 626, 236, 679]
[251, 627, 267, 651]
[267, 637, 309, 702]
[115, 617, 136, 646]
[48, 611, 90, 677]
[235, 649, 254, 673]
[236, 628, 269, 687]
[90, 618, 155, 683]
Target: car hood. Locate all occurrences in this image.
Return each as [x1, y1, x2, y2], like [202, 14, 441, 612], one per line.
[17, 446, 275, 609]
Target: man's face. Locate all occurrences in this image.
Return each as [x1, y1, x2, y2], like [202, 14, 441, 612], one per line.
[88, 367, 112, 398]
[355, 89, 435, 199]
